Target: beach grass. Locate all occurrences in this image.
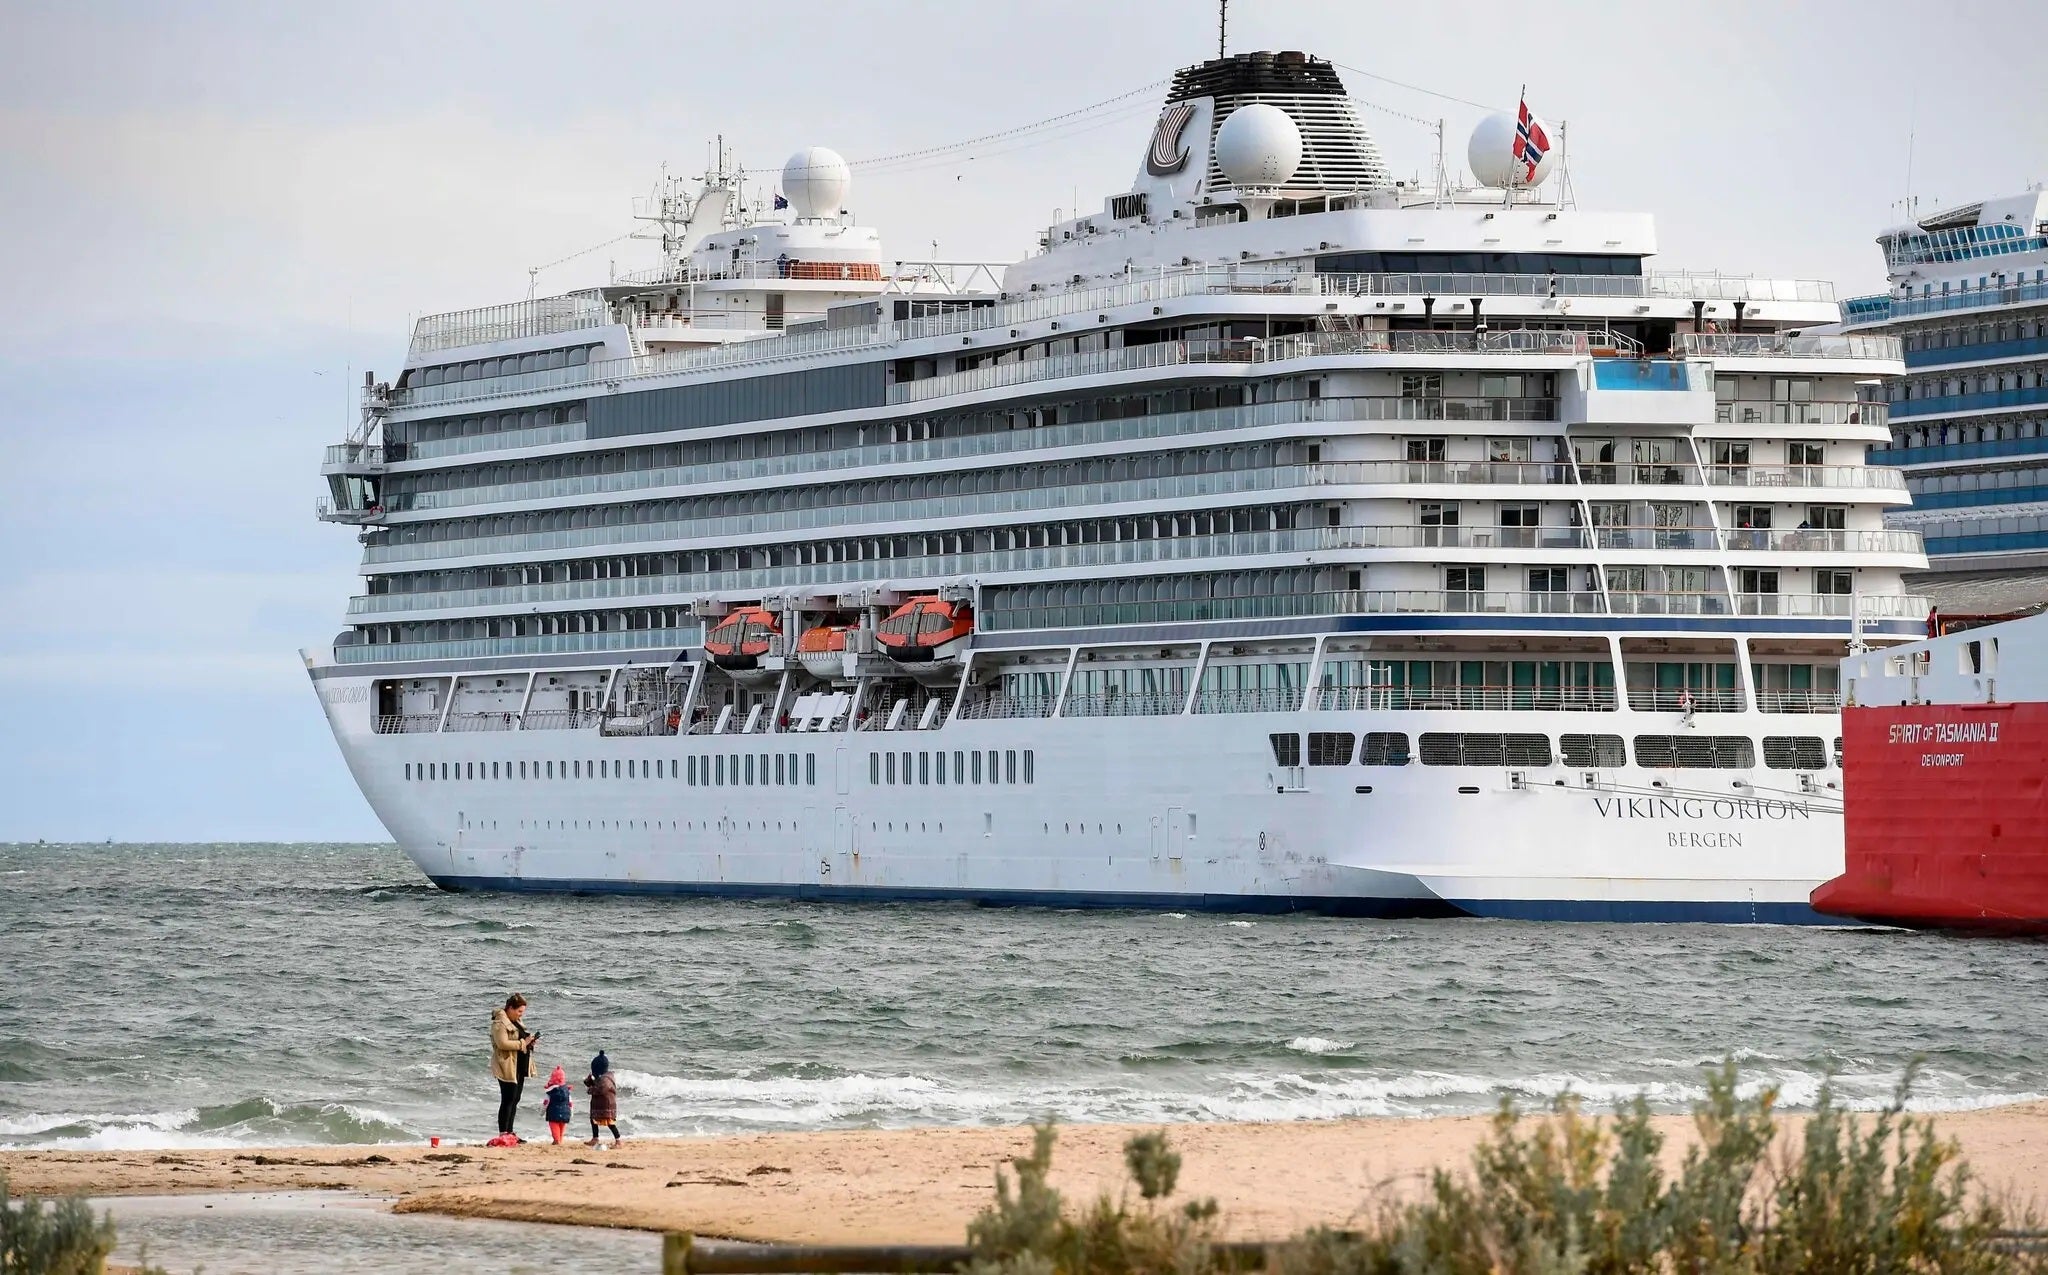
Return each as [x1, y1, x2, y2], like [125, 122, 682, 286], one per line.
[968, 1062, 2044, 1275]
[0, 1173, 177, 1275]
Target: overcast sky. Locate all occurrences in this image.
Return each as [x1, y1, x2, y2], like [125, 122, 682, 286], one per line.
[0, 0, 2041, 842]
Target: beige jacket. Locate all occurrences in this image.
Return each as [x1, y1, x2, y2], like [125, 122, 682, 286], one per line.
[491, 1008, 532, 1084]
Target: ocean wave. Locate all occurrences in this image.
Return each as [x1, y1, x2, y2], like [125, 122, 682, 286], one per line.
[0, 1098, 416, 1151]
[1285, 1037, 1356, 1056]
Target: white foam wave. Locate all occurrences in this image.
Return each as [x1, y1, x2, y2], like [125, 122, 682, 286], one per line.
[1285, 1037, 1355, 1055]
[1225, 921, 1254, 928]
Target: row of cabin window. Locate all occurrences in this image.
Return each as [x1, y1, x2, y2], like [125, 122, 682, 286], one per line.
[1271, 732, 1838, 771]
[404, 754, 817, 785]
[869, 749, 1035, 786]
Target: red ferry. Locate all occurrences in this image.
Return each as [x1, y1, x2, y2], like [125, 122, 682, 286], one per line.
[1813, 611, 2048, 932]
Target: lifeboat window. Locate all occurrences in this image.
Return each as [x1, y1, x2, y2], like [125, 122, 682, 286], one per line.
[1632, 735, 1757, 769]
[746, 755, 757, 785]
[972, 751, 984, 784]
[1269, 734, 1302, 767]
[986, 749, 1000, 782]
[885, 753, 897, 784]
[1360, 733, 1411, 766]
[807, 754, 817, 786]
[1308, 732, 1355, 766]
[544, 761, 552, 779]
[934, 753, 947, 786]
[686, 757, 696, 785]
[1763, 736, 1827, 770]
[951, 751, 963, 784]
[870, 753, 881, 785]
[714, 755, 724, 786]
[404, 764, 412, 781]
[1560, 734, 1626, 768]
[1023, 750, 1036, 784]
[1006, 750, 1018, 784]
[775, 755, 786, 785]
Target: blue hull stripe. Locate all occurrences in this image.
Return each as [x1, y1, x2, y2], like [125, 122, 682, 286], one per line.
[1448, 897, 1837, 925]
[427, 875, 1838, 924]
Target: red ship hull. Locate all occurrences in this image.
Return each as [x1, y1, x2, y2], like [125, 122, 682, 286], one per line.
[1813, 702, 2048, 932]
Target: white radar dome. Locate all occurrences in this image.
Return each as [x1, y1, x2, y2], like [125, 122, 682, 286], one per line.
[781, 146, 850, 219]
[1213, 103, 1303, 189]
[1468, 111, 1555, 188]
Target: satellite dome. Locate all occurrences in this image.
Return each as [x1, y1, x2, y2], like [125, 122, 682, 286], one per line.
[1213, 104, 1303, 189]
[781, 147, 850, 219]
[1468, 111, 1555, 188]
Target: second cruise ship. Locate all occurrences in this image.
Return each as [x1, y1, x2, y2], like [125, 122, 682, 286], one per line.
[309, 50, 1924, 921]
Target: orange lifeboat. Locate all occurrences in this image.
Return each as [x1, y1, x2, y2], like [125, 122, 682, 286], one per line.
[875, 597, 973, 664]
[702, 606, 779, 671]
[796, 623, 859, 681]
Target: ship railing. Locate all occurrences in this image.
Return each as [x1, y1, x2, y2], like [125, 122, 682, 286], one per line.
[1188, 687, 1304, 714]
[1674, 332, 1903, 361]
[1315, 271, 1836, 304]
[1604, 592, 1733, 616]
[1719, 528, 1925, 555]
[950, 695, 1056, 721]
[322, 443, 387, 468]
[1711, 400, 1888, 428]
[1591, 527, 1722, 552]
[1733, 593, 1931, 619]
[1315, 685, 1619, 712]
[1842, 276, 2048, 323]
[520, 708, 606, 731]
[1705, 463, 1908, 491]
[1752, 688, 1843, 713]
[388, 320, 896, 412]
[599, 713, 675, 737]
[1574, 462, 1705, 486]
[443, 711, 517, 733]
[887, 329, 1596, 406]
[1627, 687, 1746, 712]
[380, 395, 1568, 516]
[373, 713, 442, 734]
[408, 294, 613, 358]
[985, 589, 1609, 633]
[1319, 459, 1576, 486]
[1058, 691, 1190, 718]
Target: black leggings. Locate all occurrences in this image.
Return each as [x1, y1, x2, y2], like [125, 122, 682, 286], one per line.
[497, 1079, 524, 1134]
[591, 1118, 623, 1141]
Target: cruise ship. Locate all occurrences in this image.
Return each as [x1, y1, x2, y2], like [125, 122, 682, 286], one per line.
[1842, 189, 2048, 622]
[309, 50, 1926, 921]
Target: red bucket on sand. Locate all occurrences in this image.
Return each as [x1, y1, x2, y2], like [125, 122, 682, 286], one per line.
[430, 1137, 440, 1148]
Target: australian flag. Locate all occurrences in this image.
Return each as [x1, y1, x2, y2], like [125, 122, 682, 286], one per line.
[773, 193, 789, 210]
[1512, 96, 1550, 184]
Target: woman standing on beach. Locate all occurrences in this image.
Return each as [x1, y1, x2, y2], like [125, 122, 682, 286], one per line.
[490, 992, 539, 1139]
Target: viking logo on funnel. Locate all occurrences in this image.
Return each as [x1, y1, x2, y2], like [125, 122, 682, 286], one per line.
[1146, 102, 1195, 175]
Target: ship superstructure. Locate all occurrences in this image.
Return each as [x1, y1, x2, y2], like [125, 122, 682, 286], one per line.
[1840, 189, 2048, 614]
[309, 51, 1923, 921]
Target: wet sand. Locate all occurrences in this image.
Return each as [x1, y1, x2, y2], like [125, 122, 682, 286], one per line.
[10, 1105, 2048, 1245]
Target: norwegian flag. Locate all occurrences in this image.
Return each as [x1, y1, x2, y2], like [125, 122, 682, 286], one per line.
[1512, 94, 1551, 184]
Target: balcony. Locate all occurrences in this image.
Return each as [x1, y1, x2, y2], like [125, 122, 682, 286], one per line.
[1712, 400, 1887, 428]
[1314, 684, 1618, 712]
[1605, 592, 1730, 615]
[1904, 334, 2048, 369]
[1733, 593, 1931, 620]
[1592, 526, 1720, 551]
[1705, 464, 1909, 492]
[1840, 277, 2048, 325]
[1628, 687, 1744, 712]
[321, 443, 389, 473]
[1675, 333, 1903, 361]
[1576, 463, 1703, 486]
[1892, 383, 2048, 420]
[1719, 528, 1925, 555]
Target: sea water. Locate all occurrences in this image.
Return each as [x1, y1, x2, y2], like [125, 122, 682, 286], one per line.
[3, 841, 2045, 1152]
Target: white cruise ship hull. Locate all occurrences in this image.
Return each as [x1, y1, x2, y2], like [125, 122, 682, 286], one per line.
[314, 668, 1841, 923]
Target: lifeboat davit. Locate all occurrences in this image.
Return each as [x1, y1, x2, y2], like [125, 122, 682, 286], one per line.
[876, 597, 973, 664]
[796, 623, 859, 683]
[702, 606, 779, 672]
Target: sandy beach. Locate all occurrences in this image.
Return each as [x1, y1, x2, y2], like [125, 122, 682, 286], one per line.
[9, 1105, 2047, 1245]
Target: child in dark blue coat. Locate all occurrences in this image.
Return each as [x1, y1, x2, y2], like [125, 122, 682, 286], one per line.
[543, 1065, 573, 1144]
